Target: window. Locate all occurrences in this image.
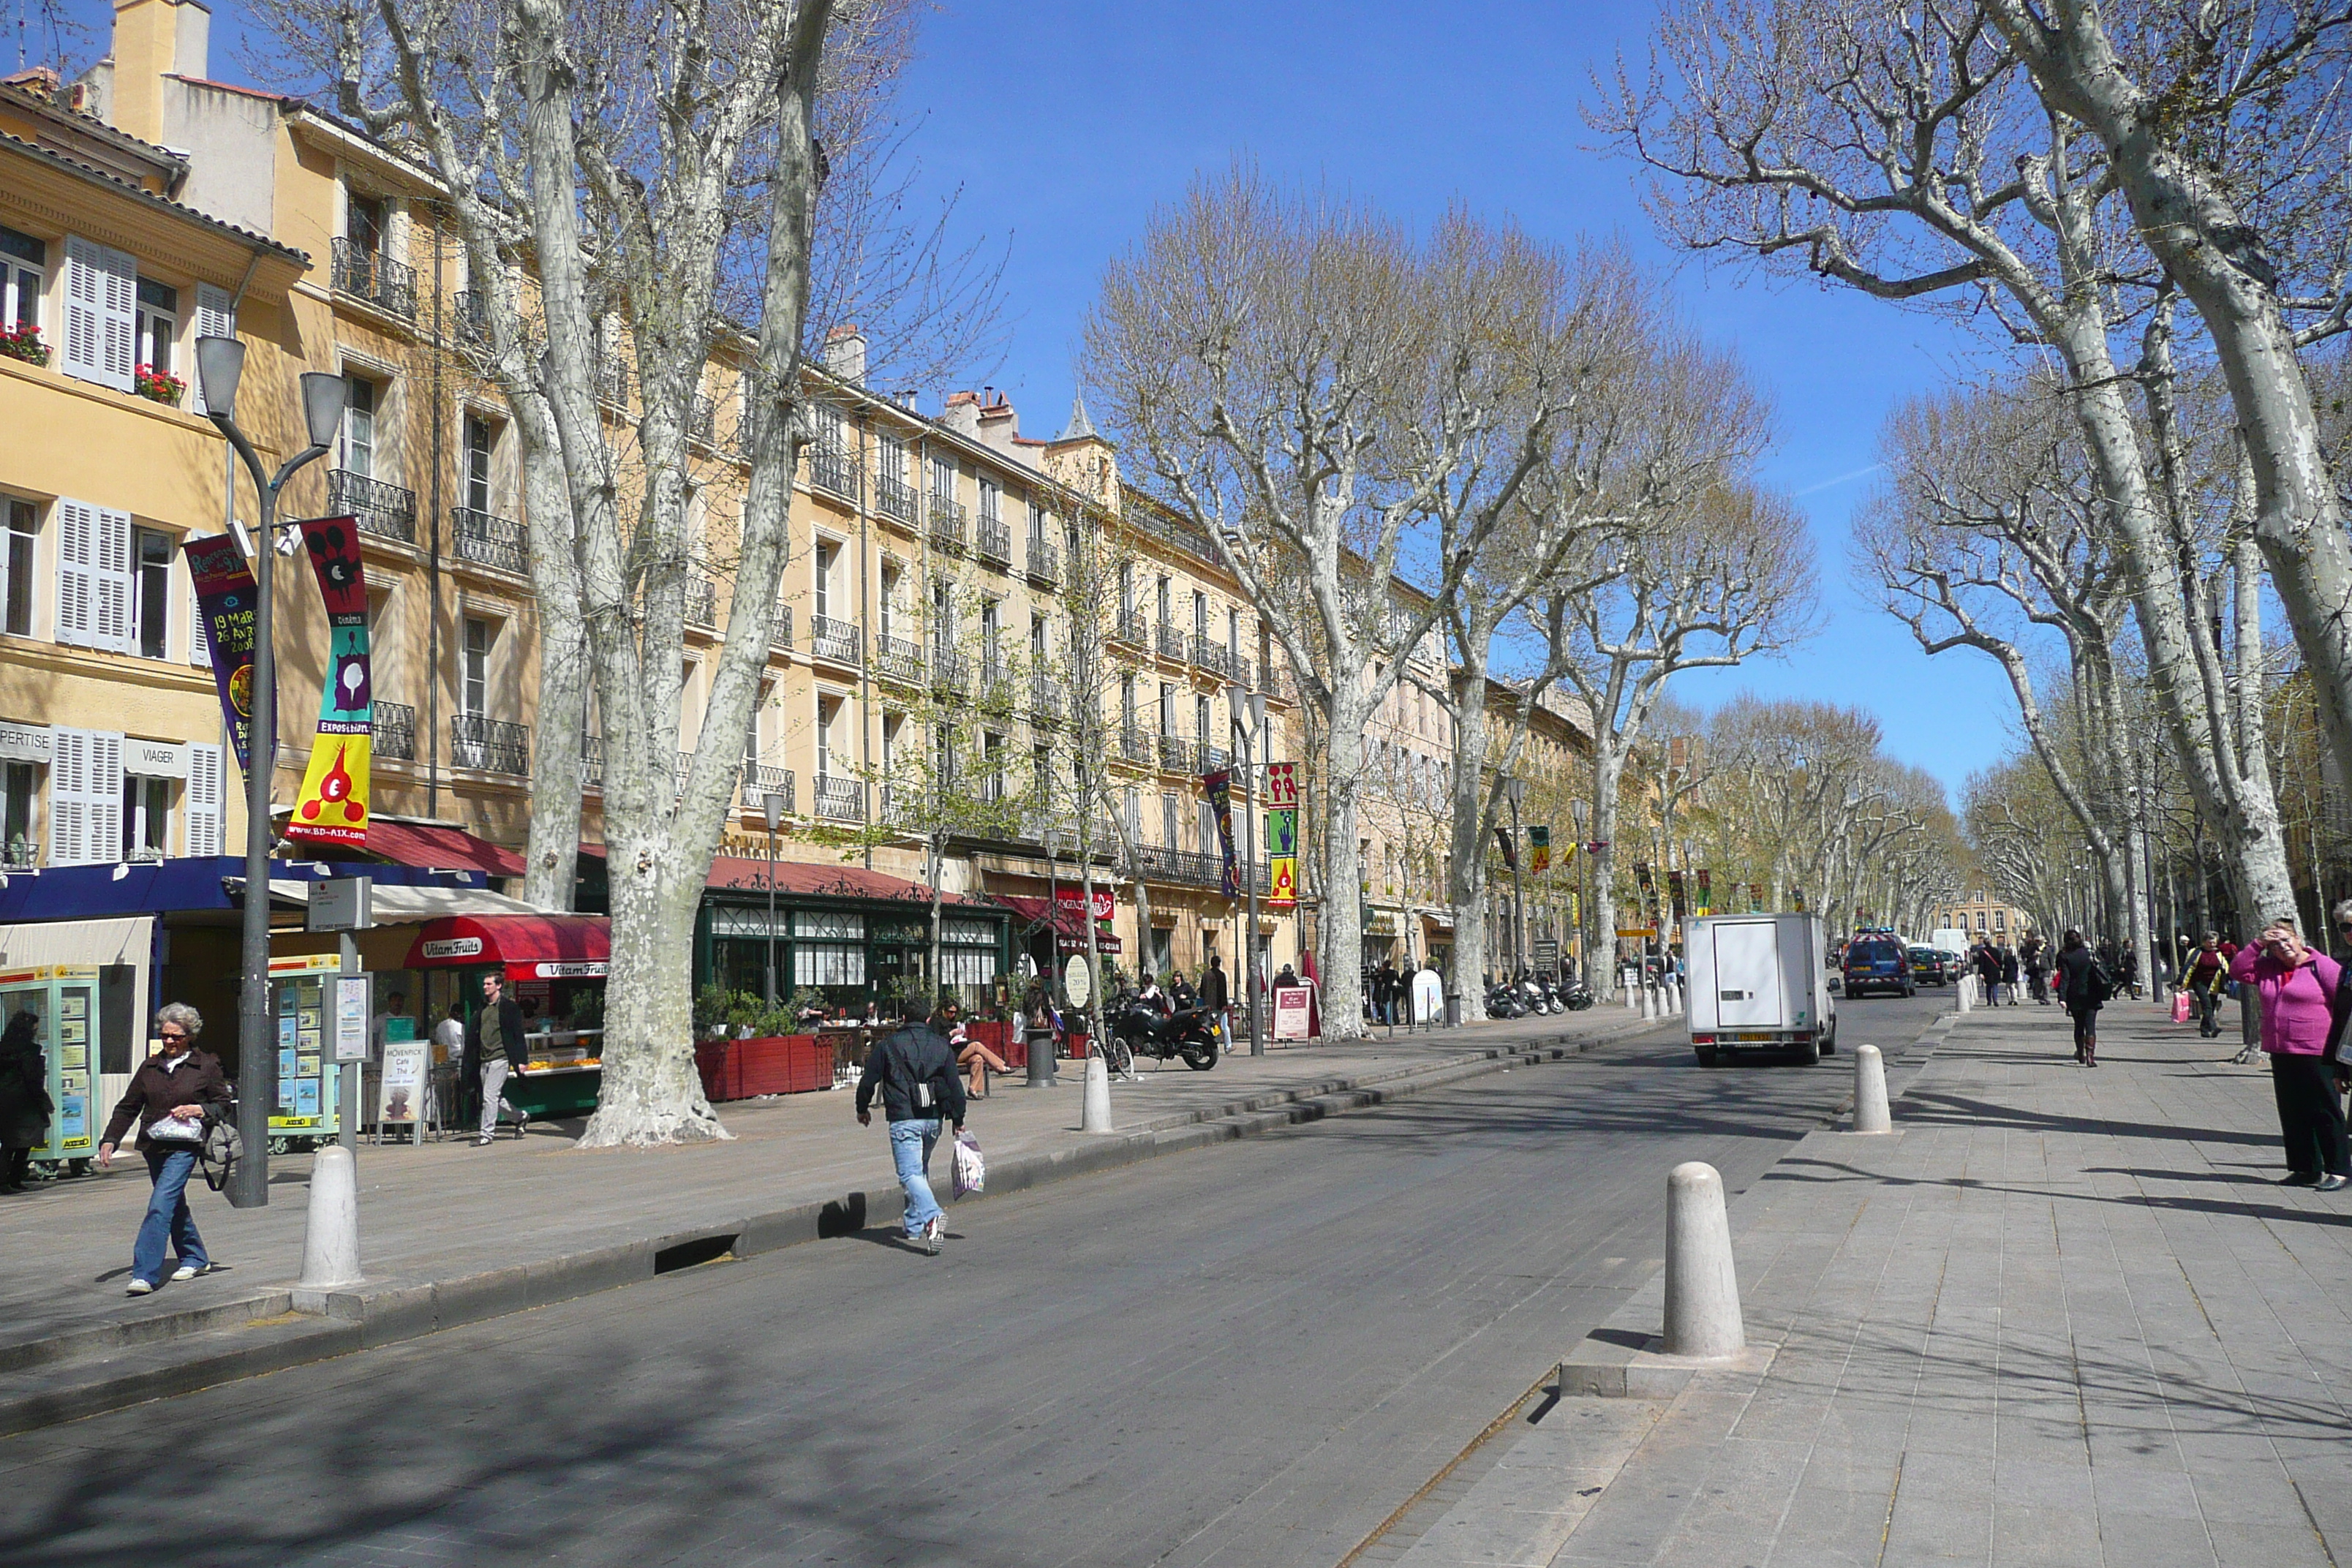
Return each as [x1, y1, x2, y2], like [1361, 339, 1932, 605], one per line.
[4, 499, 34, 636]
[2, 761, 36, 866]
[1198, 799, 1216, 856]
[341, 374, 377, 477]
[121, 774, 170, 860]
[134, 278, 176, 378]
[930, 453, 954, 500]
[980, 600, 999, 667]
[132, 527, 171, 659]
[1158, 682, 1175, 735]
[878, 432, 906, 484]
[347, 192, 389, 255]
[61, 235, 135, 391]
[794, 911, 867, 987]
[1227, 607, 1241, 658]
[46, 727, 121, 866]
[1030, 613, 1047, 665]
[1161, 791, 1178, 848]
[1120, 674, 1136, 729]
[463, 412, 495, 512]
[981, 731, 1005, 802]
[744, 693, 764, 769]
[1119, 562, 1135, 619]
[939, 916, 999, 987]
[979, 478, 1000, 523]
[53, 499, 132, 652]
[1156, 576, 1171, 624]
[816, 696, 839, 779]
[930, 576, 952, 649]
[461, 617, 491, 715]
[1, 225, 43, 333]
[1028, 498, 1048, 546]
[1033, 744, 1051, 805]
[815, 540, 836, 620]
[1193, 590, 1207, 638]
[1194, 694, 1210, 742]
[879, 564, 900, 641]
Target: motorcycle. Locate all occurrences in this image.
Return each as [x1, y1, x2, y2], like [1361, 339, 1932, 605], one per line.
[1520, 974, 1560, 1015]
[1485, 981, 1529, 1019]
[1107, 989, 1221, 1071]
[1561, 975, 1596, 1011]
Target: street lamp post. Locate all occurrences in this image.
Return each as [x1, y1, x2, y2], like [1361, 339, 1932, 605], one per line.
[762, 791, 787, 1006]
[1570, 798, 1591, 990]
[196, 337, 345, 1210]
[1033, 823, 1061, 1087]
[1228, 684, 1267, 1058]
[1503, 776, 1529, 984]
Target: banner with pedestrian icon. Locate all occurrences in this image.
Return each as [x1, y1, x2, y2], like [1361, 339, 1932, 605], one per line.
[287, 516, 372, 848]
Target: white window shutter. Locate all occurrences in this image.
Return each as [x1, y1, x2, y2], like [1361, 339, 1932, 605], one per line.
[91, 507, 132, 653]
[48, 727, 87, 864]
[53, 499, 94, 647]
[185, 742, 225, 856]
[87, 730, 122, 863]
[61, 237, 135, 391]
[191, 285, 235, 415]
[189, 574, 210, 666]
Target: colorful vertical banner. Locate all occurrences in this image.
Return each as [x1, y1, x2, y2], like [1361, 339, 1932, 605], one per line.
[1495, 826, 1516, 870]
[1697, 867, 1712, 916]
[1266, 807, 1297, 910]
[1202, 768, 1239, 897]
[287, 516, 372, 848]
[184, 535, 262, 775]
[1668, 869, 1685, 922]
[1529, 825, 1550, 875]
[1264, 761, 1297, 806]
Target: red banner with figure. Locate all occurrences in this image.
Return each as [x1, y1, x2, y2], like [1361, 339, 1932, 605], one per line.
[286, 516, 373, 848]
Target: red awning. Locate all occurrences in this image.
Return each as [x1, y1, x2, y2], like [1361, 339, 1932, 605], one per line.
[402, 913, 611, 982]
[994, 894, 1122, 954]
[365, 821, 526, 878]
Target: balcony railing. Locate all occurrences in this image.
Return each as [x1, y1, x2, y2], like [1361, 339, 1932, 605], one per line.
[976, 518, 1012, 568]
[877, 473, 916, 522]
[1113, 609, 1148, 647]
[811, 614, 862, 666]
[928, 493, 967, 551]
[1192, 634, 1234, 679]
[1025, 535, 1059, 585]
[685, 574, 717, 627]
[331, 237, 416, 320]
[452, 507, 527, 574]
[743, 764, 794, 815]
[815, 774, 864, 821]
[1232, 655, 1254, 690]
[881, 785, 913, 827]
[1118, 726, 1152, 765]
[1157, 733, 1191, 771]
[930, 649, 970, 694]
[449, 288, 489, 344]
[328, 470, 417, 545]
[769, 603, 794, 655]
[876, 633, 923, 685]
[1156, 622, 1186, 660]
[808, 442, 859, 500]
[688, 394, 717, 448]
[979, 655, 1013, 703]
[1030, 676, 1065, 725]
[1197, 742, 1232, 774]
[453, 712, 529, 774]
[375, 701, 416, 762]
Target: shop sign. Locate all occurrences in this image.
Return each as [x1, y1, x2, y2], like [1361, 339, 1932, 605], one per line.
[122, 738, 189, 779]
[1273, 984, 1314, 1041]
[378, 1041, 429, 1123]
[422, 937, 483, 960]
[1054, 885, 1115, 924]
[0, 720, 50, 765]
[532, 961, 609, 978]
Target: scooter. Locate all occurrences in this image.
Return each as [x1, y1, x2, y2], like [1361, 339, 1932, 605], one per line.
[1561, 976, 1596, 1011]
[1107, 990, 1221, 1070]
[1485, 981, 1529, 1019]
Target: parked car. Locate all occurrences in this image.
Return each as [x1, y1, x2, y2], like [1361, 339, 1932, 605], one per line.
[1843, 935, 1916, 998]
[1907, 946, 1953, 986]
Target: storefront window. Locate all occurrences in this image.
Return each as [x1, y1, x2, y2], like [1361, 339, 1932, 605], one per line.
[794, 911, 866, 987]
[939, 916, 999, 989]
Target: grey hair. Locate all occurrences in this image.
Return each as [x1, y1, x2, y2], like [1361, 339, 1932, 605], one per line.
[154, 1003, 203, 1039]
[2334, 899, 2352, 929]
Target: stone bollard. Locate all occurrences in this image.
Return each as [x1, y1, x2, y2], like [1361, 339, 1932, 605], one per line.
[1623, 968, 1639, 1010]
[1852, 1044, 1892, 1134]
[1081, 1052, 1112, 1134]
[1640, 984, 1656, 1022]
[1958, 975, 1973, 1011]
[1663, 1161, 1744, 1360]
[1668, 979, 1684, 1017]
[295, 1143, 363, 1299]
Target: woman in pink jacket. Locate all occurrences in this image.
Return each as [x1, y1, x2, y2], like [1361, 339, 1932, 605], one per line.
[2232, 919, 2349, 1190]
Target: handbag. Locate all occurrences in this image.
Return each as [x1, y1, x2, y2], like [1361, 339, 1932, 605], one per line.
[2171, 989, 2193, 1024]
[146, 1109, 206, 1145]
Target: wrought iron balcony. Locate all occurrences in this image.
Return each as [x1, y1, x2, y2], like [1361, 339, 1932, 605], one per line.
[979, 655, 1012, 703]
[769, 603, 794, 655]
[881, 785, 914, 827]
[928, 493, 967, 551]
[1112, 609, 1149, 647]
[877, 473, 916, 522]
[1232, 655, 1254, 690]
[1118, 726, 1152, 765]
[374, 701, 416, 762]
[1030, 676, 1066, 725]
[815, 774, 864, 821]
[1157, 732, 1191, 771]
[581, 736, 603, 789]
[1025, 535, 1059, 585]
[328, 470, 417, 546]
[453, 712, 529, 774]
[1197, 741, 1232, 774]
[976, 519, 1012, 568]
[2, 837, 35, 868]
[743, 764, 794, 815]
[811, 614, 862, 666]
[449, 289, 489, 344]
[876, 633, 924, 685]
[331, 237, 416, 320]
[808, 441, 859, 500]
[685, 573, 717, 627]
[1191, 634, 1234, 679]
[595, 354, 630, 409]
[1156, 621, 1186, 660]
[451, 507, 527, 574]
[930, 648, 970, 694]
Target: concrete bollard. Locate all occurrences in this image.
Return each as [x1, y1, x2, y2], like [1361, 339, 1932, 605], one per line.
[1081, 1052, 1112, 1134]
[1852, 1044, 1892, 1134]
[1623, 968, 1639, 1010]
[1663, 1161, 1744, 1360]
[1668, 979, 1684, 1017]
[296, 1143, 363, 1293]
[1958, 975, 1973, 1011]
[1640, 984, 1656, 1022]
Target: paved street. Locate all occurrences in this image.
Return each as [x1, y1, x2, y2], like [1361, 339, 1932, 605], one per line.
[0, 994, 1949, 1567]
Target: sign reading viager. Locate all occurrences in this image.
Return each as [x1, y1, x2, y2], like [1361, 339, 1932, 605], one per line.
[287, 516, 373, 848]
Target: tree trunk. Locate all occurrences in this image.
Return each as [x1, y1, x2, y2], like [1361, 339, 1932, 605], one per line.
[1588, 741, 1624, 1000]
[590, 826, 725, 1143]
[519, 446, 584, 911]
[1319, 676, 1369, 1039]
[1446, 668, 1493, 1020]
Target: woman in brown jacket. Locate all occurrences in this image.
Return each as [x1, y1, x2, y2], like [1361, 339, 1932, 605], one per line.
[97, 1003, 231, 1295]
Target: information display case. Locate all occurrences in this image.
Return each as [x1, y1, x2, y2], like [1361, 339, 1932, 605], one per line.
[0, 965, 98, 1170]
[268, 952, 350, 1149]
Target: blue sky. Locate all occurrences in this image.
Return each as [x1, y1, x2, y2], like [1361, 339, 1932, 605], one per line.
[88, 0, 2028, 799]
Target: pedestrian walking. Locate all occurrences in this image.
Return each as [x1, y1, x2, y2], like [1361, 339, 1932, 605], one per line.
[854, 1003, 968, 1254]
[2054, 929, 2111, 1066]
[466, 972, 527, 1147]
[2186, 935, 2231, 1038]
[2118, 942, 2141, 1000]
[0, 1010, 53, 1193]
[1999, 945, 2021, 1005]
[2231, 919, 2348, 1190]
[1200, 953, 1231, 1047]
[1974, 941, 2003, 1005]
[2021, 934, 2051, 1005]
[96, 1004, 230, 1294]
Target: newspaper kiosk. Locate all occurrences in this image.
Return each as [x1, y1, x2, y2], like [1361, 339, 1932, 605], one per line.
[404, 913, 611, 1120]
[0, 965, 97, 1172]
[267, 951, 352, 1150]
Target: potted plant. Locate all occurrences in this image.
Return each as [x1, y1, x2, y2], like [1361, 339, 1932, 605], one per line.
[0, 324, 48, 366]
[133, 363, 185, 404]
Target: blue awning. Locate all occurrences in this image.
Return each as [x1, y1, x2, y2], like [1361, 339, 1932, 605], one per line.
[0, 856, 491, 921]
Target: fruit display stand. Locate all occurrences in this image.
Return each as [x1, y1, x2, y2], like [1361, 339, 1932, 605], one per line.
[403, 912, 610, 1123]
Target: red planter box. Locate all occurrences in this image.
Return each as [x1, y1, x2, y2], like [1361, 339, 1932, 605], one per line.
[698, 1035, 832, 1101]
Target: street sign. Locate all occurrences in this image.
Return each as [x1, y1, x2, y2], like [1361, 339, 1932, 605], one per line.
[332, 975, 371, 1063]
[308, 875, 373, 932]
[1533, 938, 1560, 969]
[1063, 953, 1093, 1009]
[1616, 927, 1656, 939]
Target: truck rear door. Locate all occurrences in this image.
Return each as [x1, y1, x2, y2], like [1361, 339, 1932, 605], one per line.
[1713, 921, 1784, 1028]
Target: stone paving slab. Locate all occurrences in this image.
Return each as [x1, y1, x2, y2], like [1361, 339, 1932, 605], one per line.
[1531, 996, 2352, 1567]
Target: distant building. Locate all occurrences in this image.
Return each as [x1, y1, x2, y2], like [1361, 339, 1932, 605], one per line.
[1931, 892, 2036, 942]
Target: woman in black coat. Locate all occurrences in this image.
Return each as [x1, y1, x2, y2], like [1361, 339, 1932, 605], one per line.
[0, 1010, 54, 1193]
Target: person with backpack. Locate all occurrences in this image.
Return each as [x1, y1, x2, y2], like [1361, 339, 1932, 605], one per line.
[2231, 918, 2348, 1188]
[855, 1001, 969, 1254]
[2054, 929, 2111, 1066]
[96, 1003, 231, 1294]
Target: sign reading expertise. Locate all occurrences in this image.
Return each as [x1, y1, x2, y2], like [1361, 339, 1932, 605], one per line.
[184, 534, 261, 774]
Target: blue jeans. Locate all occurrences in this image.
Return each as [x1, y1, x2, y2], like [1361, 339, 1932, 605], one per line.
[889, 1118, 944, 1237]
[134, 1146, 208, 1286]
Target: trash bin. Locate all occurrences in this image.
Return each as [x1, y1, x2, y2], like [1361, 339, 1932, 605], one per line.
[1444, 991, 1462, 1028]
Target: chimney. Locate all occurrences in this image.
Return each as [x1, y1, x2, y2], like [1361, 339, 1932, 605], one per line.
[822, 323, 866, 385]
[941, 390, 983, 438]
[975, 391, 1019, 456]
[98, 0, 210, 144]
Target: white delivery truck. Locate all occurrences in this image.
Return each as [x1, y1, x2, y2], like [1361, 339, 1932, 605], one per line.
[1684, 912, 1838, 1067]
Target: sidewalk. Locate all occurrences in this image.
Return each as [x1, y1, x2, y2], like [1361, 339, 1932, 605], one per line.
[1472, 996, 2352, 1567]
[0, 1005, 1660, 1433]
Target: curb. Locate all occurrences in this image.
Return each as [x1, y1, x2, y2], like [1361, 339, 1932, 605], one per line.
[0, 1012, 1659, 1438]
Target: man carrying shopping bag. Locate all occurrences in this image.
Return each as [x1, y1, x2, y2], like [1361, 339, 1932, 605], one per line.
[855, 1001, 968, 1254]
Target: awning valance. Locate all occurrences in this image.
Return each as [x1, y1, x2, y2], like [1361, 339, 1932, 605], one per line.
[402, 913, 611, 981]
[994, 894, 1123, 954]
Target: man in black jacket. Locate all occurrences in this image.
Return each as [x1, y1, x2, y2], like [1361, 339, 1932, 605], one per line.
[1201, 953, 1232, 1048]
[465, 972, 529, 1146]
[856, 1009, 968, 1254]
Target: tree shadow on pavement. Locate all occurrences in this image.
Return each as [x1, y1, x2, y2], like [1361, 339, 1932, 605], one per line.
[1895, 1087, 2278, 1147]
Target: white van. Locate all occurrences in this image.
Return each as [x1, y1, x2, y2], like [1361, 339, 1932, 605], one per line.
[1684, 913, 1839, 1066]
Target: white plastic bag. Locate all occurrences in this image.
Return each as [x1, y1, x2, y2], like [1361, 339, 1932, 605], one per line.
[951, 1130, 985, 1198]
